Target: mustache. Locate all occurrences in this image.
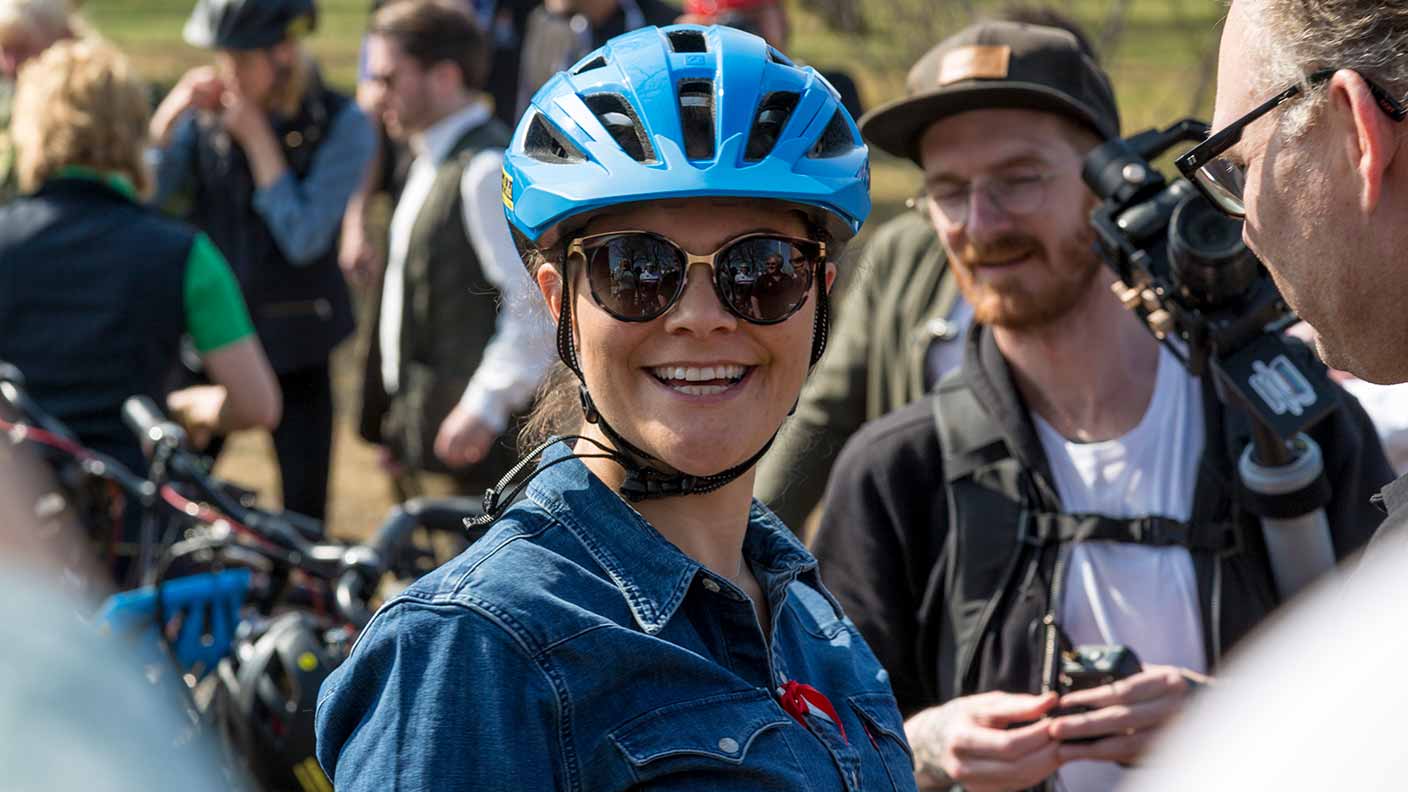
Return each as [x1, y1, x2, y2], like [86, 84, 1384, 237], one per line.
[954, 234, 1043, 267]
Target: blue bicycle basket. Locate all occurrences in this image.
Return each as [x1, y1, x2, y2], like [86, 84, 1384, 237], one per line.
[503, 24, 870, 244]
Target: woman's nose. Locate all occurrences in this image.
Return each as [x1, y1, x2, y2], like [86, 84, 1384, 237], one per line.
[662, 263, 738, 336]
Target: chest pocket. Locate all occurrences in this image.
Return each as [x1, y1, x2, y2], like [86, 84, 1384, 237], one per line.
[849, 692, 916, 791]
[609, 689, 802, 788]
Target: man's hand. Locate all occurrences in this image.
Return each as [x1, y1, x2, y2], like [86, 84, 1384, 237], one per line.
[1048, 665, 1209, 766]
[166, 385, 228, 450]
[433, 404, 498, 469]
[338, 214, 378, 286]
[219, 88, 271, 148]
[150, 66, 223, 145]
[906, 691, 1062, 792]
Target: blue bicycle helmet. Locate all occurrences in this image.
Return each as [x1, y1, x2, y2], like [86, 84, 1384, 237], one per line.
[502, 24, 870, 245]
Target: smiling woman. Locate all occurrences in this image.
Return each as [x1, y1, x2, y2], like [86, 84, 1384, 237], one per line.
[315, 22, 922, 792]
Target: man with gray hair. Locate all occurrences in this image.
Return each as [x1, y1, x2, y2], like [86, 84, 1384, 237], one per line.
[1121, 4, 1408, 789]
[1177, 0, 1408, 534]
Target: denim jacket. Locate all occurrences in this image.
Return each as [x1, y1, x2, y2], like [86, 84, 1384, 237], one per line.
[316, 442, 918, 791]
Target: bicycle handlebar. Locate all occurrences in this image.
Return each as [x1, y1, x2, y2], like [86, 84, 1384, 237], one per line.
[121, 395, 188, 450]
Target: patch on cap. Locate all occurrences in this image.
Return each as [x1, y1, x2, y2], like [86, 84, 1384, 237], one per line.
[938, 45, 1011, 86]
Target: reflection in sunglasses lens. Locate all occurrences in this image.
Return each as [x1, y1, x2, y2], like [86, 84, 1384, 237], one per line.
[587, 236, 685, 320]
[717, 238, 813, 322]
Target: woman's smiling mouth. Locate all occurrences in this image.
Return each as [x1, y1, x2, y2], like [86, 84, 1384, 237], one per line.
[647, 364, 753, 396]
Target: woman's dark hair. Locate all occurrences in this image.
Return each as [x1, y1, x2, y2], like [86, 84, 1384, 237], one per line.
[369, 0, 489, 90]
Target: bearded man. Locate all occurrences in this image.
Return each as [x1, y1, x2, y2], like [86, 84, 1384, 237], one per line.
[809, 20, 1393, 792]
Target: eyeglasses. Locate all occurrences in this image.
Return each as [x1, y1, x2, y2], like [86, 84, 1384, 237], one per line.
[923, 170, 1055, 226]
[1177, 69, 1408, 219]
[566, 231, 825, 324]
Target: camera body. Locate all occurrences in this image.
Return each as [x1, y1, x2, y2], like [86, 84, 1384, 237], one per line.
[1082, 120, 1338, 443]
[1058, 643, 1143, 694]
[1054, 643, 1143, 744]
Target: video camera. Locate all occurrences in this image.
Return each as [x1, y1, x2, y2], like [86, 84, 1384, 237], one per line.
[1081, 120, 1338, 454]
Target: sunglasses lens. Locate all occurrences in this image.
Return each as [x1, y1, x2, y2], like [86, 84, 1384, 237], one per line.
[1196, 159, 1247, 218]
[715, 237, 817, 322]
[584, 235, 686, 320]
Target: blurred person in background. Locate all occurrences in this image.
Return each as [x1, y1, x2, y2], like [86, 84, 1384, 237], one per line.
[809, 19, 1391, 792]
[755, 5, 1098, 532]
[0, 0, 84, 203]
[0, 41, 279, 576]
[357, 0, 552, 499]
[676, 0, 863, 118]
[515, 0, 679, 118]
[340, 0, 535, 284]
[150, 0, 374, 522]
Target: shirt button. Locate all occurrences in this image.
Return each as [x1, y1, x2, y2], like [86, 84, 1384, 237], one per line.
[701, 577, 721, 594]
[717, 737, 739, 754]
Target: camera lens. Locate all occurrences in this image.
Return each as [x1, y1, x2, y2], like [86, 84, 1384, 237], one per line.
[1168, 190, 1259, 307]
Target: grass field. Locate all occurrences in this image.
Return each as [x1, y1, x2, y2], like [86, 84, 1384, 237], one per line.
[82, 0, 1230, 539]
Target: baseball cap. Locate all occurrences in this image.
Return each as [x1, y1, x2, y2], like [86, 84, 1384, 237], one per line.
[858, 20, 1120, 164]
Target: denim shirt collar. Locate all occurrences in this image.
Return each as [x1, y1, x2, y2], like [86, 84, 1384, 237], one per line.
[524, 440, 819, 634]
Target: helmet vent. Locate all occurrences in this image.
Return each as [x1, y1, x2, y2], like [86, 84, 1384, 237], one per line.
[808, 108, 854, 159]
[667, 29, 708, 53]
[744, 91, 800, 162]
[583, 93, 656, 163]
[524, 112, 587, 164]
[573, 55, 607, 74]
[766, 47, 794, 66]
[677, 80, 715, 160]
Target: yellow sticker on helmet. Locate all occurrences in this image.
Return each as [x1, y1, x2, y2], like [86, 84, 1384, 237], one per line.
[501, 168, 514, 211]
[297, 651, 319, 672]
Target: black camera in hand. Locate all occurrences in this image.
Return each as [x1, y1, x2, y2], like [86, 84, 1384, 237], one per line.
[1081, 120, 1337, 445]
[1054, 643, 1143, 744]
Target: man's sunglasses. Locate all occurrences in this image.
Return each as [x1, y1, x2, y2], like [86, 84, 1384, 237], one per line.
[566, 231, 825, 324]
[1177, 68, 1408, 219]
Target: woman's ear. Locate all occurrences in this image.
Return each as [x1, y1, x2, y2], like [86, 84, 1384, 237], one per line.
[823, 261, 838, 295]
[536, 264, 564, 324]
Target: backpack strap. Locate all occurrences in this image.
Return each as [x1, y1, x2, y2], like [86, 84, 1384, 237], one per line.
[1025, 512, 1240, 553]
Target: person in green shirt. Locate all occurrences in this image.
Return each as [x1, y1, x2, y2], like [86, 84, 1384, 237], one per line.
[0, 40, 281, 577]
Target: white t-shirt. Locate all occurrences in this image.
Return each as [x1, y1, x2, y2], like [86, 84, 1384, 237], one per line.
[1032, 346, 1208, 792]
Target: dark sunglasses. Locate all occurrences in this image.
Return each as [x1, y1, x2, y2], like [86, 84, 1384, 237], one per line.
[1177, 68, 1408, 218]
[566, 231, 826, 324]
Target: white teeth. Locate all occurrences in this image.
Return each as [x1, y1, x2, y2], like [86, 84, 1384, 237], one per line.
[675, 384, 729, 396]
[650, 365, 749, 383]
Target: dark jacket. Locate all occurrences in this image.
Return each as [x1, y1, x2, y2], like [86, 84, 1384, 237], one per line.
[186, 73, 355, 374]
[0, 177, 192, 474]
[813, 325, 1393, 720]
[757, 210, 960, 529]
[358, 119, 521, 481]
